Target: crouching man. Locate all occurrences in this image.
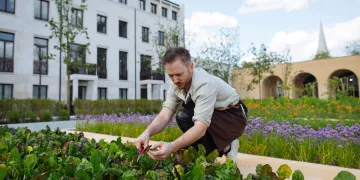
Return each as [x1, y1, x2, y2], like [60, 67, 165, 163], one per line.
[134, 47, 247, 163]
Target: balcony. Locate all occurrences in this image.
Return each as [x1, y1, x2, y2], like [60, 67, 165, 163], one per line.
[140, 70, 165, 82]
[70, 63, 97, 76]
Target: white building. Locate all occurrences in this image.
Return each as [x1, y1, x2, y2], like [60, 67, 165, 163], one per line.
[0, 0, 184, 102]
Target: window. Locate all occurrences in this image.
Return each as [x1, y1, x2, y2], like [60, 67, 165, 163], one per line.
[172, 11, 177, 21]
[151, 3, 156, 14]
[119, 88, 127, 99]
[33, 85, 47, 99]
[119, 51, 127, 80]
[158, 31, 164, 46]
[119, 0, 127, 4]
[97, 48, 107, 79]
[0, 84, 13, 99]
[139, 0, 145, 10]
[0, 32, 14, 72]
[78, 86, 86, 99]
[71, 8, 83, 27]
[70, 43, 86, 62]
[33, 37, 48, 74]
[162, 7, 167, 17]
[98, 88, 107, 100]
[142, 27, 149, 43]
[119, 20, 127, 38]
[34, 0, 49, 21]
[0, 0, 15, 14]
[97, 15, 107, 34]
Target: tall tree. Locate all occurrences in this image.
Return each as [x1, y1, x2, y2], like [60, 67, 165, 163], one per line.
[241, 43, 281, 99]
[47, 0, 91, 112]
[151, 23, 187, 73]
[197, 27, 243, 85]
[344, 39, 360, 56]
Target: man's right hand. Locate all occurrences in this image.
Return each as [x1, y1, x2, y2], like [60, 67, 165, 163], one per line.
[135, 129, 150, 152]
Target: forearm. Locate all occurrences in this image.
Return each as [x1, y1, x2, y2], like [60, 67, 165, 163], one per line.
[146, 116, 169, 136]
[145, 108, 174, 136]
[171, 121, 207, 152]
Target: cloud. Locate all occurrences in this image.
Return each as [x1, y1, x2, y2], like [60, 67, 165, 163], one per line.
[186, 12, 239, 28]
[184, 12, 239, 57]
[268, 16, 360, 62]
[238, 0, 309, 14]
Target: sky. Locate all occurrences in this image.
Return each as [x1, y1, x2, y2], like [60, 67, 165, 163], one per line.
[171, 0, 360, 62]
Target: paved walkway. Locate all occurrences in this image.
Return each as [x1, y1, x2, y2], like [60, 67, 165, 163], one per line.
[2, 120, 81, 132]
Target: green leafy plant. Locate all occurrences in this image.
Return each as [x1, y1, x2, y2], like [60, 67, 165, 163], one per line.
[59, 110, 70, 120]
[40, 111, 52, 122]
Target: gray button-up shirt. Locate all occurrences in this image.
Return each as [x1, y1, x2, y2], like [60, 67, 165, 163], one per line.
[163, 68, 240, 127]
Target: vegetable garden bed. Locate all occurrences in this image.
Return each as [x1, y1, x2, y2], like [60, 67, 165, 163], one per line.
[0, 125, 356, 180]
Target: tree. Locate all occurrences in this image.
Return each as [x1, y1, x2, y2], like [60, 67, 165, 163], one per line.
[151, 23, 187, 73]
[313, 51, 331, 60]
[277, 47, 303, 98]
[196, 27, 243, 85]
[47, 0, 91, 113]
[241, 43, 282, 99]
[344, 39, 360, 56]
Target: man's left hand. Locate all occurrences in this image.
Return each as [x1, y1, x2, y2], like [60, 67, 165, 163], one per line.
[147, 142, 174, 160]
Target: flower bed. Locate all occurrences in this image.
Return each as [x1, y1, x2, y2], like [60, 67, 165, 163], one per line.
[76, 114, 360, 169]
[3, 126, 355, 179]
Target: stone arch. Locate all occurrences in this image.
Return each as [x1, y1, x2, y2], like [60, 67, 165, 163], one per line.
[328, 69, 359, 98]
[292, 72, 318, 98]
[262, 75, 283, 99]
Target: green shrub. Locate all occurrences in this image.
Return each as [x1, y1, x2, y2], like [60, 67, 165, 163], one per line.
[40, 111, 52, 122]
[26, 111, 37, 122]
[0, 99, 66, 124]
[59, 110, 70, 120]
[74, 99, 163, 115]
[7, 111, 21, 123]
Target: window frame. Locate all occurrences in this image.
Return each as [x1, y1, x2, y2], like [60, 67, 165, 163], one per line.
[0, 84, 13, 99]
[139, 0, 145, 10]
[151, 3, 156, 14]
[33, 37, 49, 75]
[0, 0, 15, 14]
[172, 11, 177, 21]
[97, 87, 107, 100]
[97, 47, 107, 79]
[142, 26, 149, 43]
[97, 14, 107, 34]
[119, 0, 127, 4]
[33, 85, 48, 99]
[162, 7, 167, 18]
[158, 31, 164, 46]
[71, 8, 83, 28]
[118, 20, 128, 38]
[0, 31, 15, 73]
[34, 0, 49, 21]
[119, 51, 128, 80]
[119, 88, 128, 99]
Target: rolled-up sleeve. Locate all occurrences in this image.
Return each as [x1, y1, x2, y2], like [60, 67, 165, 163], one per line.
[192, 83, 217, 127]
[162, 85, 181, 113]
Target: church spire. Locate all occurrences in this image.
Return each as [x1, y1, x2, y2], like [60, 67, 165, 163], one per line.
[316, 22, 329, 54]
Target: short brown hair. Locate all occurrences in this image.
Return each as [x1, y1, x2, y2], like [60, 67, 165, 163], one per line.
[162, 47, 191, 66]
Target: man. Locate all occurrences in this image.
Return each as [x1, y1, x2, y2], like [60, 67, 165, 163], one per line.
[134, 47, 247, 163]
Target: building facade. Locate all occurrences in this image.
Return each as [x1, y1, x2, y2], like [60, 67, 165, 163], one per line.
[233, 55, 360, 99]
[233, 22, 360, 100]
[0, 0, 184, 101]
